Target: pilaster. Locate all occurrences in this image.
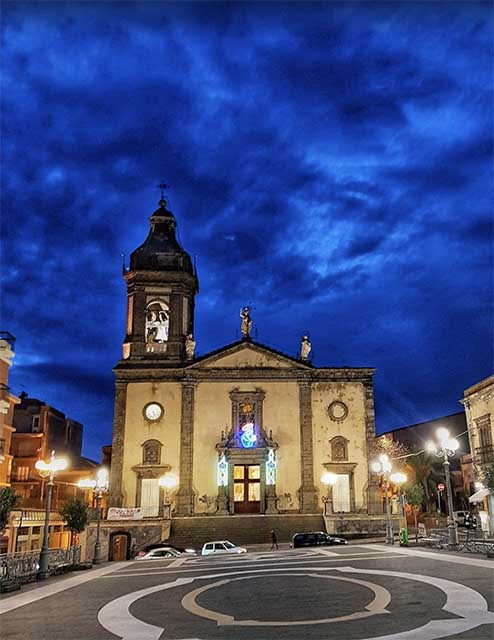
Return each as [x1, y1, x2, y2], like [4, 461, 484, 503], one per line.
[297, 379, 319, 513]
[108, 381, 128, 507]
[175, 379, 196, 515]
[363, 379, 379, 514]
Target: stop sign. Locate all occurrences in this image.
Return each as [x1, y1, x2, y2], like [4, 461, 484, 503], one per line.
[438, 483, 445, 492]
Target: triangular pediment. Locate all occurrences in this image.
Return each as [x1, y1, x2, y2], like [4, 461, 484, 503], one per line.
[189, 340, 310, 370]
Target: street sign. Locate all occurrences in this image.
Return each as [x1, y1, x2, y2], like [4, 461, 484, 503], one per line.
[438, 483, 445, 492]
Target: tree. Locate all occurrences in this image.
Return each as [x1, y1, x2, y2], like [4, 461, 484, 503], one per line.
[405, 452, 437, 513]
[0, 487, 20, 533]
[404, 483, 424, 542]
[60, 498, 89, 549]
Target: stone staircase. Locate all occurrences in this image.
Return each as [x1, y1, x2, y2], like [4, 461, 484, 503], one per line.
[167, 514, 325, 548]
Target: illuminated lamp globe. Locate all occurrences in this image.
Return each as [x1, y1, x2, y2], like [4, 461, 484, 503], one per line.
[390, 472, 407, 485]
[436, 427, 450, 443]
[371, 461, 382, 473]
[159, 474, 178, 489]
[321, 472, 338, 486]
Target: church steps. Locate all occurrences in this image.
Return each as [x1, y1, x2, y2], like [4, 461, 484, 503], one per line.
[166, 514, 325, 547]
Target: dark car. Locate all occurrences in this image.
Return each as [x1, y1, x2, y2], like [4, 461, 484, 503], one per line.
[290, 531, 347, 548]
[143, 542, 196, 554]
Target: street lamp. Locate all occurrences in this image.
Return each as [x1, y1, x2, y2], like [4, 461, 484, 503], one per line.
[390, 472, 407, 517]
[35, 451, 68, 580]
[371, 453, 395, 545]
[159, 474, 178, 518]
[321, 472, 338, 515]
[78, 468, 109, 564]
[426, 428, 459, 549]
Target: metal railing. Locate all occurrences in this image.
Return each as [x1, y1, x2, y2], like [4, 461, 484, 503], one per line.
[0, 546, 81, 586]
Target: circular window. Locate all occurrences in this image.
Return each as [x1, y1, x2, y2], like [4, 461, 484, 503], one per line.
[143, 402, 164, 422]
[327, 400, 348, 422]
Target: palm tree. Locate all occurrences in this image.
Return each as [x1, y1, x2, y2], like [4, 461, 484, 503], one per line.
[406, 453, 436, 513]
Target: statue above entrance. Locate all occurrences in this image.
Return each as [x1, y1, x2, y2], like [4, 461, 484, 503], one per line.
[240, 307, 253, 339]
[300, 335, 311, 360]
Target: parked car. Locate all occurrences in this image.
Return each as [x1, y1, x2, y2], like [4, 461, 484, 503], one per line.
[135, 546, 182, 560]
[453, 511, 477, 529]
[201, 540, 247, 556]
[290, 531, 348, 548]
[142, 542, 196, 555]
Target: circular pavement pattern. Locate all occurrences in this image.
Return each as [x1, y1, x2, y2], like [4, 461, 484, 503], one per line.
[97, 565, 494, 640]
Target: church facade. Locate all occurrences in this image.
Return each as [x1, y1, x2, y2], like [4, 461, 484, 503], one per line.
[108, 196, 378, 536]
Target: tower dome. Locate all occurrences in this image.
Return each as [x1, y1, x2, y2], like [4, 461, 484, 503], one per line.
[130, 197, 194, 274]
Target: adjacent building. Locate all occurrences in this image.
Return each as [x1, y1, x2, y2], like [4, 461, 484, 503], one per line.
[106, 195, 382, 556]
[8, 394, 98, 552]
[0, 332, 20, 489]
[461, 375, 494, 532]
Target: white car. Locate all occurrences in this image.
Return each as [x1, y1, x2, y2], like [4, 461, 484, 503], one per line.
[201, 540, 247, 556]
[135, 547, 181, 560]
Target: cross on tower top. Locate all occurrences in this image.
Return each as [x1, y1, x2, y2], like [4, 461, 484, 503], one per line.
[158, 182, 169, 207]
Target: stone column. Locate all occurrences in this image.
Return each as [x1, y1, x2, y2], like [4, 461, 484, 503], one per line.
[108, 381, 127, 507]
[175, 380, 196, 515]
[298, 379, 319, 513]
[363, 379, 379, 514]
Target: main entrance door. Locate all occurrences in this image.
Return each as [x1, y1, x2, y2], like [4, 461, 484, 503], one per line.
[233, 465, 261, 513]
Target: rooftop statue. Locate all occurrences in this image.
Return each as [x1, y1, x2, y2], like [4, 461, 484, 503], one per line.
[185, 333, 196, 360]
[300, 335, 311, 360]
[240, 306, 253, 339]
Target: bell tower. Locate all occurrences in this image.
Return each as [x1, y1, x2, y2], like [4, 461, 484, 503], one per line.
[122, 190, 198, 362]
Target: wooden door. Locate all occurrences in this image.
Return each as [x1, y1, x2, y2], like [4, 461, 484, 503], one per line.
[233, 465, 261, 513]
[112, 535, 128, 561]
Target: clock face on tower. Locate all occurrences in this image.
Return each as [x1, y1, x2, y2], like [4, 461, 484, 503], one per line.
[143, 402, 164, 422]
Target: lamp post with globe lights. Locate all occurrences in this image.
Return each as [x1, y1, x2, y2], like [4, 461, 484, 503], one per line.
[390, 472, 407, 517]
[78, 468, 109, 564]
[321, 471, 338, 515]
[426, 428, 459, 549]
[159, 474, 178, 518]
[35, 451, 68, 580]
[371, 454, 395, 544]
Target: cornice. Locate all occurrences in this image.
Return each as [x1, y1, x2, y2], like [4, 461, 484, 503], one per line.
[113, 366, 374, 384]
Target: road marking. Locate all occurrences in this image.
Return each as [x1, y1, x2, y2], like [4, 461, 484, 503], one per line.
[0, 562, 129, 615]
[364, 544, 494, 569]
[97, 565, 494, 640]
[167, 556, 188, 568]
[181, 572, 391, 625]
[103, 554, 407, 578]
[112, 549, 393, 575]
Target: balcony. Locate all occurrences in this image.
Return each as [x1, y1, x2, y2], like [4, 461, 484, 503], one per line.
[475, 445, 494, 465]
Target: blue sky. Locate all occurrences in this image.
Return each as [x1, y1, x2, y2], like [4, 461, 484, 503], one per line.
[2, 1, 492, 461]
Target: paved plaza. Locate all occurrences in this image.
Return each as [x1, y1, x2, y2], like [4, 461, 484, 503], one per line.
[1, 544, 493, 640]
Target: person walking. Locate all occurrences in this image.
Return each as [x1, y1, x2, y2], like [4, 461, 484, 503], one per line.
[270, 529, 279, 550]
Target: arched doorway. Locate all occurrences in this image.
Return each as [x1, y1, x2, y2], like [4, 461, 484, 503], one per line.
[109, 531, 131, 561]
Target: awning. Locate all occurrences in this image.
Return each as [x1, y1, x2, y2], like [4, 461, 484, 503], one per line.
[469, 488, 490, 503]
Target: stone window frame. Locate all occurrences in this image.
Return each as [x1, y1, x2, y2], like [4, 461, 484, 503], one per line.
[229, 387, 265, 444]
[327, 400, 349, 422]
[475, 414, 492, 448]
[142, 439, 163, 465]
[329, 435, 349, 462]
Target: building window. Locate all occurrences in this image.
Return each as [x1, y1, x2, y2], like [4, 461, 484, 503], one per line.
[16, 466, 30, 481]
[32, 415, 40, 432]
[330, 436, 349, 462]
[145, 299, 170, 352]
[476, 414, 492, 448]
[142, 440, 162, 465]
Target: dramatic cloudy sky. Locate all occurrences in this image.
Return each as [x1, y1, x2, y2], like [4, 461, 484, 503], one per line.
[2, 2, 492, 461]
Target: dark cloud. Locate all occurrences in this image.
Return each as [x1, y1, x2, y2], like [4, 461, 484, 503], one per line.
[1, 1, 492, 459]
